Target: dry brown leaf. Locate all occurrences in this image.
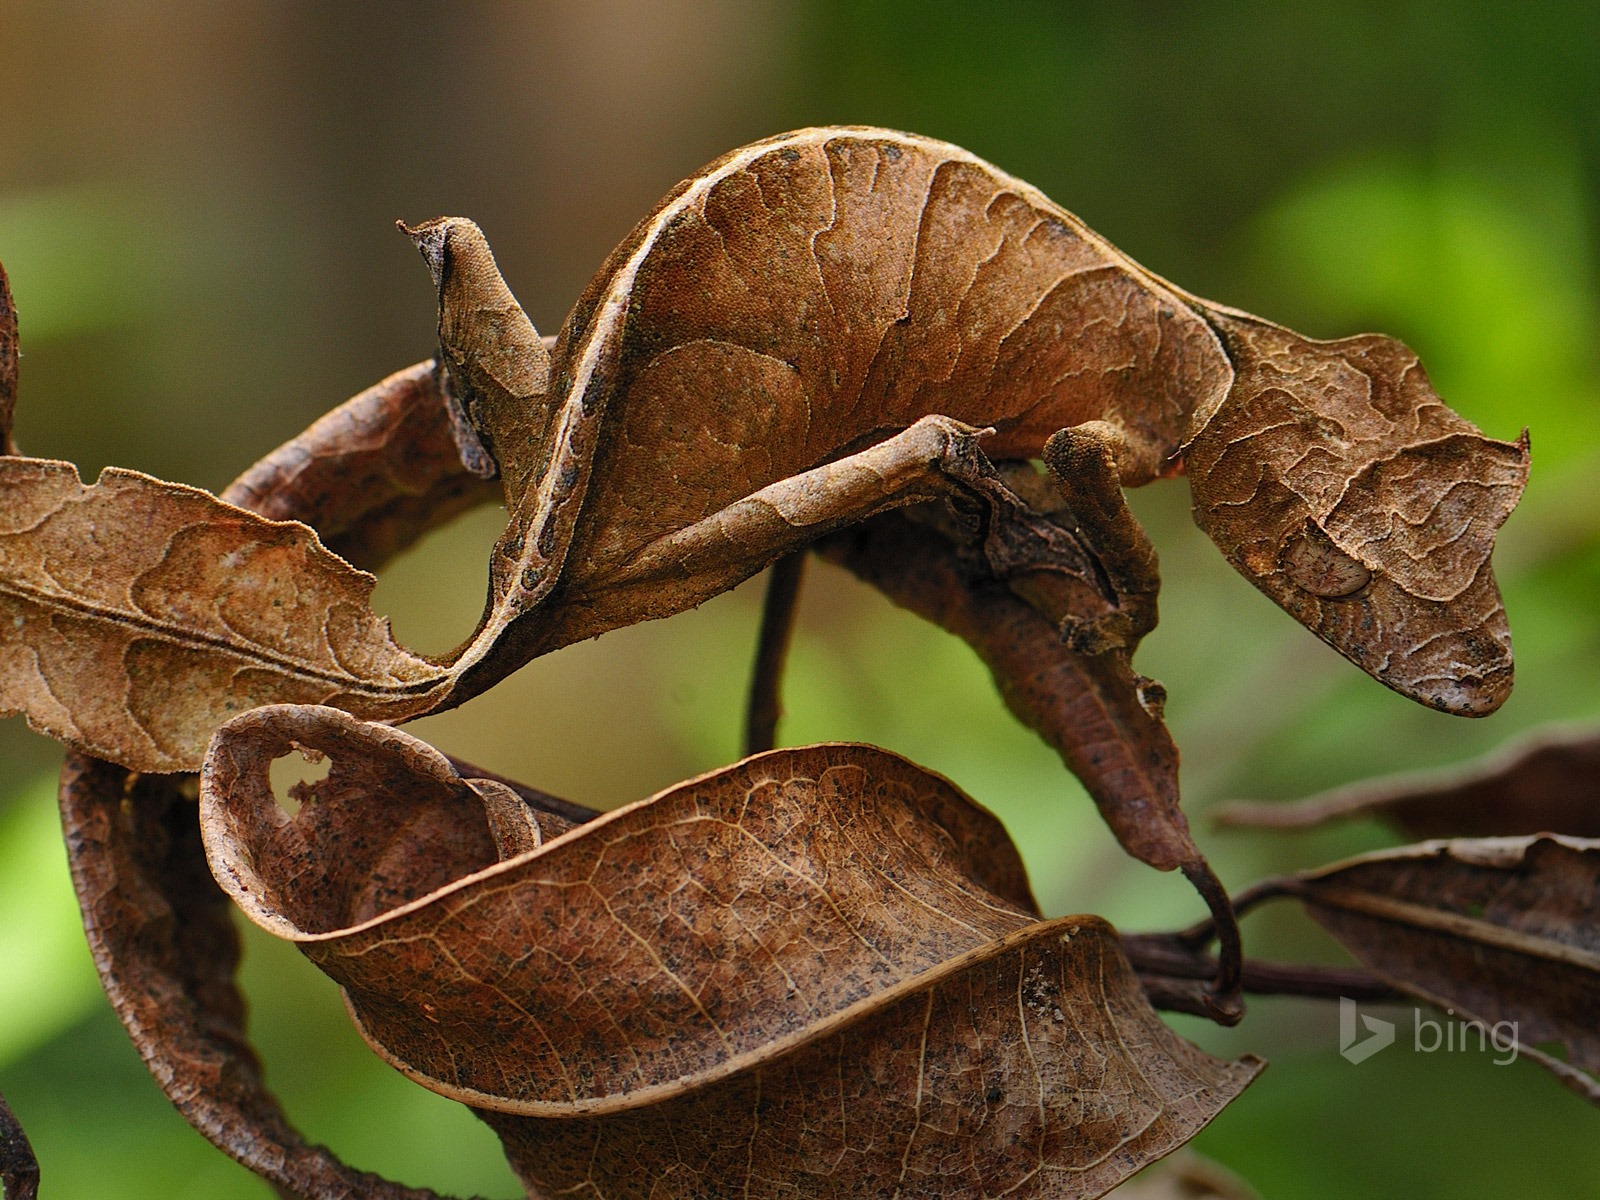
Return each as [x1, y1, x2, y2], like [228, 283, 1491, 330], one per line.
[200, 705, 1261, 1199]
[816, 490, 1248, 1017]
[1216, 722, 1600, 839]
[47, 375, 521, 1194]
[57, 754, 462, 1199]
[819, 505, 1182, 871]
[481, 921, 1260, 1200]
[0, 1087, 39, 1200]
[0, 458, 452, 771]
[0, 260, 17, 456]
[1292, 834, 1600, 1102]
[410, 127, 1525, 717]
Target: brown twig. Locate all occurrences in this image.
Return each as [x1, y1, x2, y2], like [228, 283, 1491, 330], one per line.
[1124, 931, 1401, 1016]
[744, 552, 807, 756]
[1171, 875, 1302, 950]
[444, 753, 602, 826]
[1180, 859, 1246, 1024]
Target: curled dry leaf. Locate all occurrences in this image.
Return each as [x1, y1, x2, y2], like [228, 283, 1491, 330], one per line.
[817, 501, 1245, 1019]
[200, 705, 1261, 1199]
[818, 504, 1183, 871]
[0, 457, 449, 772]
[0, 1087, 40, 1200]
[57, 755, 456, 1199]
[224, 359, 499, 574]
[1291, 834, 1600, 1103]
[45, 374, 514, 1196]
[1216, 722, 1600, 839]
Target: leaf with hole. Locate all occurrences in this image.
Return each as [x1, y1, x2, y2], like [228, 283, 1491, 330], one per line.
[200, 704, 1261, 1200]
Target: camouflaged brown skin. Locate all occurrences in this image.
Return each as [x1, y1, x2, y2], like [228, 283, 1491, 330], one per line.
[417, 127, 1525, 717]
[414, 128, 1234, 699]
[1, 128, 1527, 777]
[1185, 309, 1528, 716]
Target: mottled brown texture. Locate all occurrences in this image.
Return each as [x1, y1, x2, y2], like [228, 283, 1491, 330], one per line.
[1186, 310, 1528, 715]
[1216, 722, 1600, 839]
[414, 127, 1524, 718]
[0, 127, 1543, 1194]
[44, 366, 517, 1197]
[58, 755, 459, 1199]
[400, 220, 553, 487]
[0, 260, 17, 457]
[483, 922, 1261, 1200]
[1294, 834, 1600, 1103]
[821, 492, 1245, 1015]
[818, 505, 1182, 871]
[200, 705, 1259, 1199]
[413, 129, 1226, 700]
[0, 1087, 39, 1200]
[202, 709, 1037, 1107]
[0, 458, 449, 772]
[0, 128, 1527, 776]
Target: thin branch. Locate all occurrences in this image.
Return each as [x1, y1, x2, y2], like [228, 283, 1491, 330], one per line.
[1123, 932, 1401, 1012]
[444, 753, 601, 826]
[1171, 875, 1302, 950]
[1181, 859, 1245, 1024]
[744, 552, 807, 756]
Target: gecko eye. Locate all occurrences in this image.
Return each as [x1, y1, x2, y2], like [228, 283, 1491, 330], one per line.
[1279, 522, 1372, 598]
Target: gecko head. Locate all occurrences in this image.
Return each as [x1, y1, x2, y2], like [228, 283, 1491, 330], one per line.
[1184, 310, 1529, 717]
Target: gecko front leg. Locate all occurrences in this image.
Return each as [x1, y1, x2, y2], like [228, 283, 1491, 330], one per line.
[1039, 421, 1162, 657]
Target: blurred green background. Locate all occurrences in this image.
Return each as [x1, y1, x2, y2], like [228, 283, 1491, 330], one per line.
[2, 1, 1599, 1195]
